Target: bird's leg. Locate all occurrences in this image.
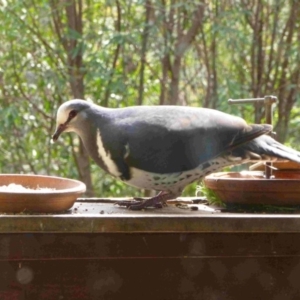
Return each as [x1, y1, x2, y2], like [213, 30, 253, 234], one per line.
[117, 191, 177, 210]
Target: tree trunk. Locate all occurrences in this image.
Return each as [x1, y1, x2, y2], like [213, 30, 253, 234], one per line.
[51, 0, 94, 196]
[138, 0, 152, 105]
[163, 2, 205, 105]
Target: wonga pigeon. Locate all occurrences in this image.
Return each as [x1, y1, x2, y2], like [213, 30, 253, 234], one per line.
[52, 99, 300, 210]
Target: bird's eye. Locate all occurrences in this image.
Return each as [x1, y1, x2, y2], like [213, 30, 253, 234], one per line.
[68, 110, 77, 120]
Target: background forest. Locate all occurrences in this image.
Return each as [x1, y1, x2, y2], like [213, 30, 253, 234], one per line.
[0, 0, 299, 196]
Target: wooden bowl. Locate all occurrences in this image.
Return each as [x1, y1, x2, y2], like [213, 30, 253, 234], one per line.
[204, 171, 300, 205]
[0, 174, 86, 213]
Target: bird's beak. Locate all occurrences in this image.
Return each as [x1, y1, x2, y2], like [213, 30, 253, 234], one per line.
[52, 124, 67, 142]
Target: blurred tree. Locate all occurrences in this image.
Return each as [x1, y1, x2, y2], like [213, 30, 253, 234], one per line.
[50, 0, 94, 195]
[0, 0, 299, 197]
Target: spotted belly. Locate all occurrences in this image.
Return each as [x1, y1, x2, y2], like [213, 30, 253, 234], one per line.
[124, 156, 237, 194]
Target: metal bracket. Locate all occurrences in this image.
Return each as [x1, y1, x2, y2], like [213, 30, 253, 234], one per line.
[228, 95, 278, 179]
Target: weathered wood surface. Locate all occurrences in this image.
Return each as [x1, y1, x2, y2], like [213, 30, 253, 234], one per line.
[0, 198, 300, 233]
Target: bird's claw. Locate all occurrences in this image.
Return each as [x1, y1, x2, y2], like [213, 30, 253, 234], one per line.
[127, 201, 164, 210]
[115, 197, 165, 210]
[114, 198, 143, 207]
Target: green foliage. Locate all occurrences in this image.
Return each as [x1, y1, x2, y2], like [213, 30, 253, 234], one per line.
[195, 183, 225, 207]
[0, 0, 300, 197]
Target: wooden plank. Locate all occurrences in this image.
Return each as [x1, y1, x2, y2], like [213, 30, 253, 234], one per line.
[1, 232, 300, 260]
[1, 232, 300, 299]
[1, 213, 300, 233]
[0, 201, 300, 233]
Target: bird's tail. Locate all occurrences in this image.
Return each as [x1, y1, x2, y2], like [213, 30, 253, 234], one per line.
[232, 135, 300, 164]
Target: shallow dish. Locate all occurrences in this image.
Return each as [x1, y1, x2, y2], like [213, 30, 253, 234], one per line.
[252, 161, 300, 171]
[204, 171, 300, 205]
[0, 174, 86, 213]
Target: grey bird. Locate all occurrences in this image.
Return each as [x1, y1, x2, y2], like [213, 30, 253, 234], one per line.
[52, 99, 300, 210]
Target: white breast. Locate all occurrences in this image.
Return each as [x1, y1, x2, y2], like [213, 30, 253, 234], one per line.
[96, 129, 122, 177]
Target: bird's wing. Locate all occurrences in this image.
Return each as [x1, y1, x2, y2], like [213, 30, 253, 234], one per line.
[233, 134, 300, 164]
[103, 106, 272, 174]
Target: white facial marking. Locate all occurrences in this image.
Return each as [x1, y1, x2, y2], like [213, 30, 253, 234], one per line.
[56, 102, 70, 125]
[96, 129, 122, 177]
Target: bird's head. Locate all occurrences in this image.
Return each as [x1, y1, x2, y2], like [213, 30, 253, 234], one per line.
[52, 99, 92, 142]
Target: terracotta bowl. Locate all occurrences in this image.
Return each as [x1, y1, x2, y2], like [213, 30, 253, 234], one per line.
[252, 161, 300, 172]
[0, 174, 86, 213]
[204, 171, 300, 205]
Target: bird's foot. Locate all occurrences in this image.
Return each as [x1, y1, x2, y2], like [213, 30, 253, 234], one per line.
[115, 198, 143, 207]
[116, 192, 176, 210]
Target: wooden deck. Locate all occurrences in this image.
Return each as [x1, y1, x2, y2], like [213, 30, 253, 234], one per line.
[1, 198, 300, 299]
